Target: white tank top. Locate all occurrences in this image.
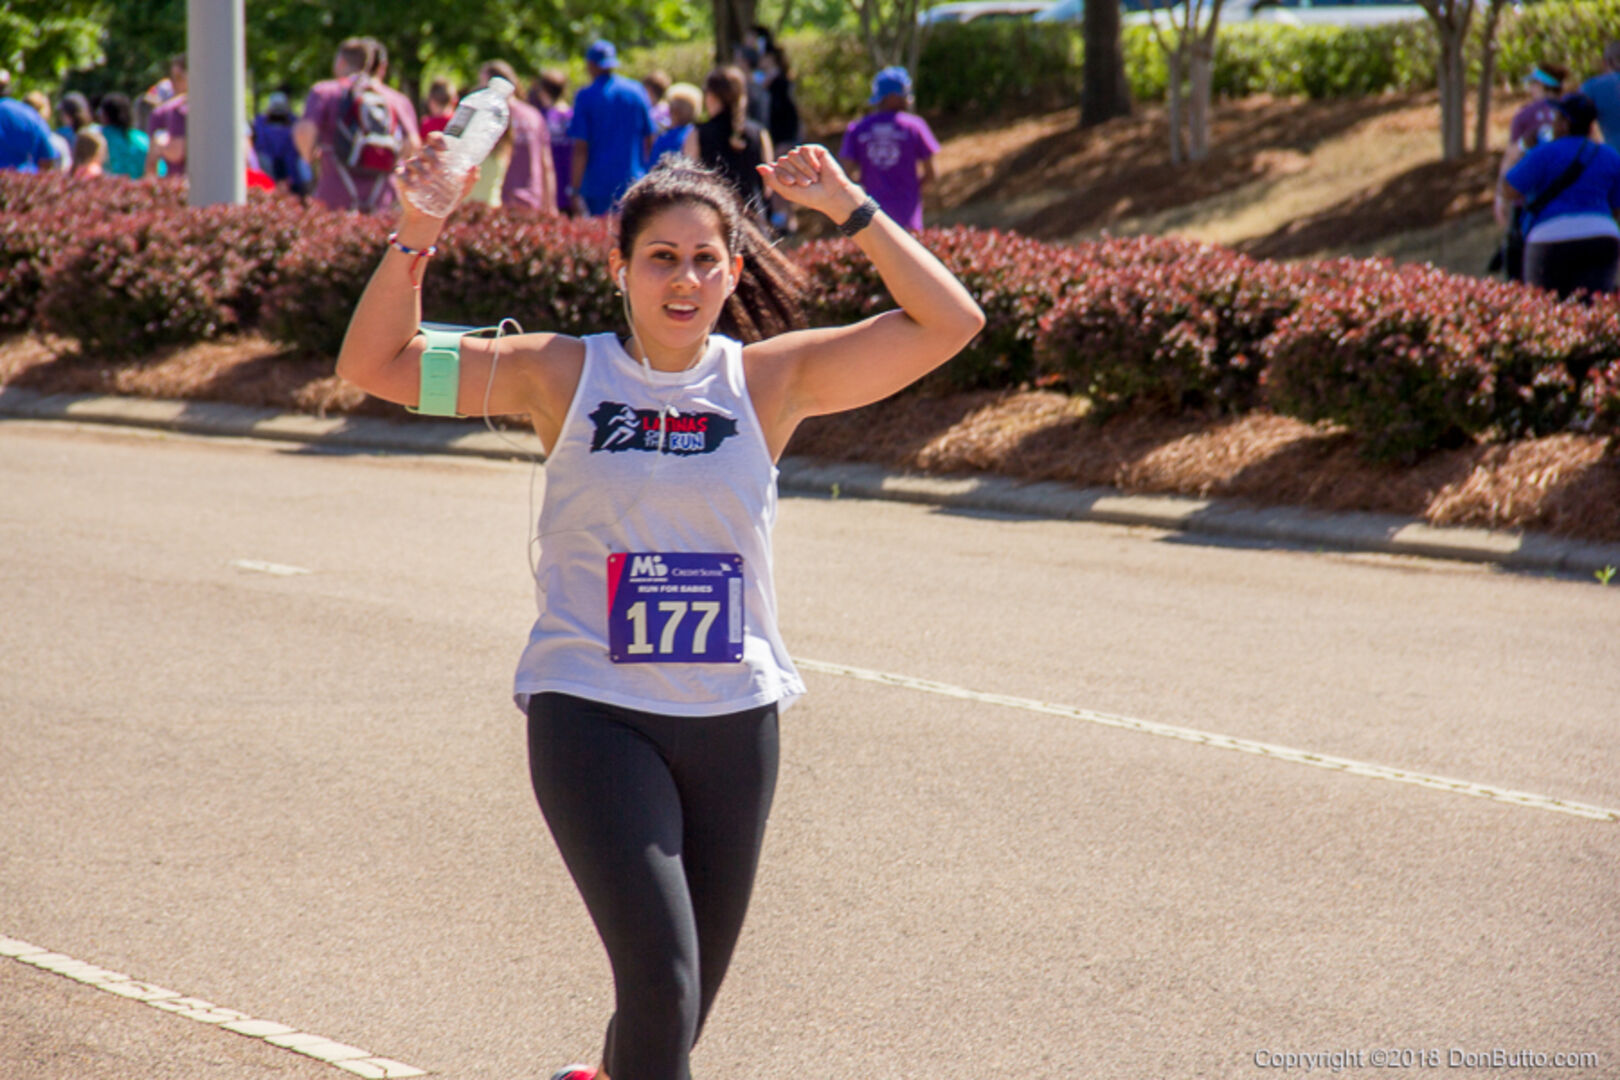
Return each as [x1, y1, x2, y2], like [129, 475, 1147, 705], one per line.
[513, 333, 806, 716]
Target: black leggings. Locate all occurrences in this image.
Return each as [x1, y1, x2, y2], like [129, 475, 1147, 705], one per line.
[527, 692, 780, 1080]
[1525, 234, 1620, 299]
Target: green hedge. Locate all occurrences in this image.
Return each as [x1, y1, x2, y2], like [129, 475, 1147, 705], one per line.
[614, 0, 1620, 129]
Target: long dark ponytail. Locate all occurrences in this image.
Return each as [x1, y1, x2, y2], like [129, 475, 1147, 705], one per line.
[704, 65, 751, 153]
[616, 159, 805, 343]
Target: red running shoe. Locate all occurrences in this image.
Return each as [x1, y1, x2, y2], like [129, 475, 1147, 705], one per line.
[548, 1068, 596, 1080]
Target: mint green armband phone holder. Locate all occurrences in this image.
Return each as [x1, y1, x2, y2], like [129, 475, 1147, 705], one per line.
[408, 322, 470, 417]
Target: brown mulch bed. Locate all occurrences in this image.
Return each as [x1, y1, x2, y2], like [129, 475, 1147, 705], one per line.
[792, 391, 1620, 545]
[923, 91, 1506, 258]
[6, 333, 1617, 545]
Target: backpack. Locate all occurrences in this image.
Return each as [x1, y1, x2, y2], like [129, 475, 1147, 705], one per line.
[332, 74, 404, 206]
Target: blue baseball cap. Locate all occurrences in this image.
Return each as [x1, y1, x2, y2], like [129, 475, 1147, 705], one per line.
[868, 65, 912, 105]
[585, 40, 618, 69]
[1527, 65, 1562, 90]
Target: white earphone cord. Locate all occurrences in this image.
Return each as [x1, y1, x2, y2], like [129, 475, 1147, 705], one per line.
[476, 287, 715, 583]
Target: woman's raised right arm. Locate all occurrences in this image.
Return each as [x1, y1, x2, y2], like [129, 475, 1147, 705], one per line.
[335, 136, 582, 425]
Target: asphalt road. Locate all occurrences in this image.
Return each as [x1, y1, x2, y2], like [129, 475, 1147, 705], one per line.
[2, 420, 1616, 1080]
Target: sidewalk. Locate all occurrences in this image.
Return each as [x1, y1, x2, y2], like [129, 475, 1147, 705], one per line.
[5, 386, 1619, 579]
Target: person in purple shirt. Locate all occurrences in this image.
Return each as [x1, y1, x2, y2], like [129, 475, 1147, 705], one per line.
[294, 37, 420, 214]
[839, 66, 939, 232]
[479, 60, 556, 214]
[530, 69, 574, 214]
[144, 54, 189, 179]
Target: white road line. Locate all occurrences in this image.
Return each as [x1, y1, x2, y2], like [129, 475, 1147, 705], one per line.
[797, 658, 1620, 824]
[229, 559, 312, 576]
[0, 936, 426, 1078]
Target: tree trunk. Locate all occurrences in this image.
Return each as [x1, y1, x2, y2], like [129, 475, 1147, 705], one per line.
[1167, 48, 1185, 166]
[396, 27, 423, 116]
[1188, 38, 1214, 161]
[714, 0, 758, 65]
[1081, 0, 1132, 128]
[1418, 0, 1474, 161]
[1474, 0, 1506, 153]
[1438, 30, 1466, 160]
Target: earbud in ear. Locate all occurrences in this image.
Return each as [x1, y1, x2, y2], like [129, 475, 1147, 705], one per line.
[617, 268, 627, 290]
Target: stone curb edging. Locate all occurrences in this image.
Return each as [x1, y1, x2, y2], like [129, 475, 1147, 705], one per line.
[5, 386, 1618, 580]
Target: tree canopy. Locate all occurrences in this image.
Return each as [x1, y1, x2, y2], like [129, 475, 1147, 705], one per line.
[1, 0, 110, 92]
[55, 0, 712, 104]
[43, 0, 857, 105]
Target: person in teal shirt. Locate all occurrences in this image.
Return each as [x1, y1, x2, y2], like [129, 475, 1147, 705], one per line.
[95, 93, 150, 180]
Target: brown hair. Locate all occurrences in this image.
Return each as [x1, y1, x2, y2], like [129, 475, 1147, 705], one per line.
[616, 159, 805, 343]
[480, 59, 519, 88]
[704, 65, 751, 152]
[336, 38, 372, 76]
[426, 76, 455, 110]
[537, 68, 568, 104]
[72, 128, 107, 168]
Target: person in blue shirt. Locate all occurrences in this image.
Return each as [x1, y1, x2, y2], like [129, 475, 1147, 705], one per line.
[0, 69, 62, 173]
[1503, 92, 1620, 299]
[567, 40, 657, 216]
[648, 82, 699, 168]
[1578, 42, 1620, 149]
[252, 90, 312, 197]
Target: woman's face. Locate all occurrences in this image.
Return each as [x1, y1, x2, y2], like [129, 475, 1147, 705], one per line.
[612, 203, 742, 355]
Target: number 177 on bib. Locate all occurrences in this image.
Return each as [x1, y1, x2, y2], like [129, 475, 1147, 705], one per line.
[606, 553, 745, 664]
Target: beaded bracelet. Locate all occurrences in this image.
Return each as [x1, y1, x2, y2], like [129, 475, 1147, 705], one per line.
[387, 232, 439, 258]
[387, 232, 439, 290]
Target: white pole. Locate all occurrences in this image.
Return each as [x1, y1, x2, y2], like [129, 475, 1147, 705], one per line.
[187, 0, 246, 206]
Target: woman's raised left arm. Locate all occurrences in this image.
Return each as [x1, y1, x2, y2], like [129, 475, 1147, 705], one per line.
[746, 144, 984, 450]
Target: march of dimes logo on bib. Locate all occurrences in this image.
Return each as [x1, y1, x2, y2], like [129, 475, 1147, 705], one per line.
[588, 401, 740, 456]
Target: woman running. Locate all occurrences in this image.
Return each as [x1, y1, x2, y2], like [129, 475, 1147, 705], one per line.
[336, 141, 984, 1080]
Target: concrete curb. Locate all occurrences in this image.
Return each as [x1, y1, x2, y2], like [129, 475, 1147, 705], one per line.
[5, 386, 1619, 579]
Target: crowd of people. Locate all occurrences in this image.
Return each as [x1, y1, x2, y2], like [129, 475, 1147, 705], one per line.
[0, 28, 944, 241]
[1493, 43, 1620, 298]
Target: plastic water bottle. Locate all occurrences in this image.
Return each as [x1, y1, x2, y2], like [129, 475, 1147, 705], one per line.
[403, 76, 514, 217]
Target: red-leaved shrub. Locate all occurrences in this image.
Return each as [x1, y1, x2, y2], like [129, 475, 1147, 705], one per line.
[0, 171, 187, 217]
[1582, 357, 1620, 433]
[426, 211, 618, 335]
[10, 182, 1620, 458]
[0, 208, 75, 332]
[39, 198, 315, 354]
[1036, 242, 1302, 415]
[261, 212, 392, 357]
[1260, 260, 1500, 461]
[798, 226, 1105, 392]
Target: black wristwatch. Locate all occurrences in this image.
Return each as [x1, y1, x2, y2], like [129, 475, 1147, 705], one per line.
[837, 196, 880, 237]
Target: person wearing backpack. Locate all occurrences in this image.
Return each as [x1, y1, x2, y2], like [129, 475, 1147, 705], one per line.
[1503, 93, 1620, 299]
[296, 37, 420, 213]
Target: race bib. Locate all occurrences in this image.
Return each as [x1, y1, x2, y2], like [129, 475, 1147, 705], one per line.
[607, 553, 744, 664]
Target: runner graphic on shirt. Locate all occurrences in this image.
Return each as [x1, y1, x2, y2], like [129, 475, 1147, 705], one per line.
[588, 400, 740, 455]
